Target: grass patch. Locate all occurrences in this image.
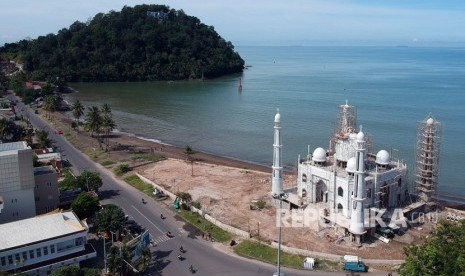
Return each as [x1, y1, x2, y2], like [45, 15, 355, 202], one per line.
[178, 210, 232, 243]
[234, 240, 304, 269]
[100, 160, 116, 167]
[234, 240, 342, 271]
[124, 175, 154, 196]
[131, 153, 166, 162]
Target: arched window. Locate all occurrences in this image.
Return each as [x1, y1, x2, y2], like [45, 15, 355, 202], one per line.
[338, 187, 343, 197]
[302, 174, 307, 182]
[302, 189, 307, 197]
[337, 203, 343, 213]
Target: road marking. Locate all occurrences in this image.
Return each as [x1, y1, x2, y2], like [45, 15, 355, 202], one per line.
[132, 205, 165, 235]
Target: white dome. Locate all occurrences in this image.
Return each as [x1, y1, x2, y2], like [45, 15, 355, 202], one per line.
[274, 112, 281, 123]
[312, 147, 326, 162]
[427, 117, 434, 125]
[346, 157, 356, 173]
[356, 131, 365, 141]
[376, 150, 390, 165]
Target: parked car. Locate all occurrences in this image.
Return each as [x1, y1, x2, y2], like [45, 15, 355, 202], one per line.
[55, 129, 63, 135]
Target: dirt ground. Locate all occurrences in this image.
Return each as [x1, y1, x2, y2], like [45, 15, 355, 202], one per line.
[48, 110, 440, 264]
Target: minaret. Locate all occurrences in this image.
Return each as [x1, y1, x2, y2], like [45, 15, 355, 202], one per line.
[349, 127, 366, 243]
[272, 109, 283, 197]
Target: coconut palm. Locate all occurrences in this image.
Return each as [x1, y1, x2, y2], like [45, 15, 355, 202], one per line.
[35, 129, 53, 149]
[101, 114, 116, 151]
[85, 106, 103, 148]
[71, 100, 85, 131]
[184, 145, 196, 176]
[43, 95, 59, 121]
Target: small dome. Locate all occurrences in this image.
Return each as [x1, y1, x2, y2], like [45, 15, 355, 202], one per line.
[376, 150, 390, 165]
[346, 157, 356, 173]
[312, 147, 326, 162]
[427, 117, 434, 125]
[274, 112, 281, 123]
[356, 131, 365, 142]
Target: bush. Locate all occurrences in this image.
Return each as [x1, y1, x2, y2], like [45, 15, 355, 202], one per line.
[193, 201, 201, 209]
[256, 200, 266, 209]
[114, 163, 131, 176]
[181, 202, 190, 211]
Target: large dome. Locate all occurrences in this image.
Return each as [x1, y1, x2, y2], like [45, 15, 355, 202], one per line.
[346, 157, 356, 173]
[376, 150, 390, 165]
[312, 147, 326, 162]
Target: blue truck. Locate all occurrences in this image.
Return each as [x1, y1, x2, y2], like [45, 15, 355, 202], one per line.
[343, 255, 367, 272]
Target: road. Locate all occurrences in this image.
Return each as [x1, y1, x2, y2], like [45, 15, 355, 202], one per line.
[10, 92, 389, 276]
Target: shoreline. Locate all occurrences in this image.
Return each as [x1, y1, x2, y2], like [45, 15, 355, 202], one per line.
[56, 110, 273, 174]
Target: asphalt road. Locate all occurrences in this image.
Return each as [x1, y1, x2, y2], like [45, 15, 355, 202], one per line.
[10, 92, 388, 276]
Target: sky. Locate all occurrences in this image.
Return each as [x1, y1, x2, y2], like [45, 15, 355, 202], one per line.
[1, 0, 465, 46]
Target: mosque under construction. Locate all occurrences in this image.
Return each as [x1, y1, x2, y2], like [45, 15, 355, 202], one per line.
[271, 101, 442, 244]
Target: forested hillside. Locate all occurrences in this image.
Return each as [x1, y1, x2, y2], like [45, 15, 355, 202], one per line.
[0, 4, 244, 81]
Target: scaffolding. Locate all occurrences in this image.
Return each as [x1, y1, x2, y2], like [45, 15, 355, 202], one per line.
[330, 101, 357, 155]
[414, 115, 442, 203]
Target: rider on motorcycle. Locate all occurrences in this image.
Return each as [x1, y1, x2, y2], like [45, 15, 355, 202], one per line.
[180, 246, 184, 252]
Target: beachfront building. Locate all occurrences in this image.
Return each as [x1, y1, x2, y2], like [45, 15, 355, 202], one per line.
[0, 141, 36, 224]
[33, 165, 60, 215]
[0, 210, 96, 274]
[273, 102, 409, 243]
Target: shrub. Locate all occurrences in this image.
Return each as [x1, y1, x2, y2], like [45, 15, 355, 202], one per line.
[114, 163, 131, 176]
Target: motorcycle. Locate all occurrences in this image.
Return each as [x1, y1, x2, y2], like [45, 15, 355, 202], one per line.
[189, 265, 195, 273]
[177, 254, 183, 260]
[160, 214, 165, 219]
[180, 246, 186, 253]
[166, 231, 174, 238]
[141, 198, 146, 204]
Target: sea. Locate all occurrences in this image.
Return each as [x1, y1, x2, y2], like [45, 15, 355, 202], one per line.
[65, 46, 465, 199]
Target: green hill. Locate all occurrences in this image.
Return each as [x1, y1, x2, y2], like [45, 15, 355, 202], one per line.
[0, 4, 244, 81]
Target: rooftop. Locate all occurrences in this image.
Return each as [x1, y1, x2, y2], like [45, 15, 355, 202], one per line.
[0, 141, 29, 154]
[0, 211, 87, 252]
[33, 165, 56, 176]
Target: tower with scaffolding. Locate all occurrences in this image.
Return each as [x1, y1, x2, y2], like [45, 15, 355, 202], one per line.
[414, 115, 442, 203]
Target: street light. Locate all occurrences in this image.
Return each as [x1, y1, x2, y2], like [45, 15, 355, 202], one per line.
[273, 193, 288, 276]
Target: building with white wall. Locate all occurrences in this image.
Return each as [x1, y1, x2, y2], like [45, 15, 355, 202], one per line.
[273, 102, 409, 243]
[0, 141, 36, 223]
[0, 211, 96, 275]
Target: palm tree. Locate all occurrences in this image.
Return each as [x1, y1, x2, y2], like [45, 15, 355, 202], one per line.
[101, 114, 116, 151]
[100, 103, 116, 151]
[43, 95, 59, 121]
[184, 145, 196, 176]
[85, 106, 103, 148]
[71, 100, 85, 131]
[35, 129, 53, 149]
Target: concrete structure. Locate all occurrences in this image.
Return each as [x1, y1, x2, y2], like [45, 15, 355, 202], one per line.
[0, 141, 36, 223]
[0, 211, 96, 274]
[275, 102, 409, 243]
[271, 109, 284, 197]
[33, 166, 59, 215]
[415, 115, 442, 203]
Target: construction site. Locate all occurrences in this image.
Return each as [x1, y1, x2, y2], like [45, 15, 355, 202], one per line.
[135, 103, 457, 262]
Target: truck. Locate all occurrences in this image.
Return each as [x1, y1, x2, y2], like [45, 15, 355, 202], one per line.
[343, 255, 367, 272]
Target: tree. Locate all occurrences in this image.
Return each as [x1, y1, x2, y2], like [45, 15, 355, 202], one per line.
[94, 204, 126, 234]
[184, 145, 196, 176]
[43, 95, 60, 120]
[71, 192, 100, 219]
[100, 103, 116, 151]
[0, 118, 15, 142]
[71, 100, 84, 131]
[35, 129, 53, 148]
[140, 245, 152, 270]
[76, 171, 103, 192]
[84, 106, 102, 147]
[51, 265, 99, 276]
[399, 220, 465, 275]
